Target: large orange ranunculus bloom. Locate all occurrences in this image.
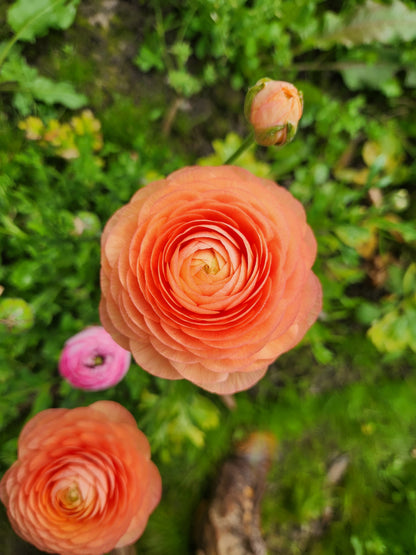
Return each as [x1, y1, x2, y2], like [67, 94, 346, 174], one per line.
[100, 165, 322, 394]
[0, 401, 161, 555]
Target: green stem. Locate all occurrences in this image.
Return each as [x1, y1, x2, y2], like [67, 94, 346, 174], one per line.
[0, 0, 64, 69]
[224, 131, 255, 165]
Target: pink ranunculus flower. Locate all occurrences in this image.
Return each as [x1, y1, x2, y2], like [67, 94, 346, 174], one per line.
[59, 326, 131, 390]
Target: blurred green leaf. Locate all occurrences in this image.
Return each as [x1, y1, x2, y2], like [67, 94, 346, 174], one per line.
[170, 41, 192, 67]
[28, 386, 53, 417]
[0, 50, 86, 113]
[9, 260, 37, 290]
[318, 0, 416, 49]
[368, 306, 416, 354]
[190, 395, 220, 431]
[7, 0, 80, 42]
[403, 264, 416, 297]
[30, 76, 86, 108]
[198, 133, 271, 177]
[135, 42, 165, 72]
[167, 69, 202, 97]
[341, 63, 397, 91]
[334, 224, 372, 250]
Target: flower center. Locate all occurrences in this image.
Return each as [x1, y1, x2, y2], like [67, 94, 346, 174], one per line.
[85, 354, 105, 368]
[58, 483, 83, 509]
[203, 256, 220, 275]
[192, 248, 223, 277]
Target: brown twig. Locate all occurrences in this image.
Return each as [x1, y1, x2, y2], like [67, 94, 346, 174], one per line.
[162, 97, 186, 137]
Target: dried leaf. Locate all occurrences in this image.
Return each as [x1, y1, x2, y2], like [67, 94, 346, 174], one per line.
[318, 0, 416, 49]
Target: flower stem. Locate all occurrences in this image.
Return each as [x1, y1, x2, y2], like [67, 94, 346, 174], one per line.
[224, 131, 255, 165]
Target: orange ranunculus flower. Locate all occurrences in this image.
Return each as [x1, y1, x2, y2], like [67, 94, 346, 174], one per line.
[245, 78, 303, 146]
[0, 401, 161, 555]
[100, 165, 322, 394]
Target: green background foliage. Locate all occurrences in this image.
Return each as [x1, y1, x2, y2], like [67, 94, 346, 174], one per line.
[1, 0, 416, 553]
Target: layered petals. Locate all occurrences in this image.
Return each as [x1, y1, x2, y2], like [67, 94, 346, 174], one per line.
[58, 326, 131, 391]
[0, 402, 161, 555]
[100, 165, 322, 394]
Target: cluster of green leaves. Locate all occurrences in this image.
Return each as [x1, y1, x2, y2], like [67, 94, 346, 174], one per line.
[1, 0, 416, 553]
[0, 0, 86, 114]
[136, 0, 416, 98]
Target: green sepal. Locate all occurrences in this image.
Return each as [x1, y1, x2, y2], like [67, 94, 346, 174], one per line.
[285, 122, 298, 143]
[255, 122, 299, 146]
[244, 77, 271, 120]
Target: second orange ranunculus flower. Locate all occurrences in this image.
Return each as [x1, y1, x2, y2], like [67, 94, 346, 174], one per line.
[0, 401, 161, 555]
[100, 165, 322, 394]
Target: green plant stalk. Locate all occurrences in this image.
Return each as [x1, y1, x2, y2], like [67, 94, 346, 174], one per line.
[224, 131, 255, 165]
[154, 1, 173, 72]
[0, 0, 65, 69]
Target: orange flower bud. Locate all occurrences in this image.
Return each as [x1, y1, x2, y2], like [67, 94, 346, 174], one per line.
[245, 78, 303, 147]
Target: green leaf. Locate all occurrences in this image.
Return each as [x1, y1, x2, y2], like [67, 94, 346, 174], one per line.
[368, 307, 416, 354]
[7, 0, 80, 42]
[374, 218, 416, 243]
[30, 76, 87, 108]
[340, 63, 397, 91]
[9, 260, 37, 290]
[197, 132, 271, 178]
[28, 386, 53, 417]
[170, 41, 192, 67]
[334, 224, 372, 250]
[318, 0, 416, 49]
[402, 264, 416, 297]
[405, 66, 416, 87]
[355, 302, 382, 326]
[134, 36, 165, 72]
[0, 51, 87, 110]
[190, 395, 220, 431]
[167, 69, 202, 97]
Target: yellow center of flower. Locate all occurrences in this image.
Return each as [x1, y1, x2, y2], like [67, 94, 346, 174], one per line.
[203, 257, 220, 275]
[192, 248, 223, 277]
[58, 483, 83, 509]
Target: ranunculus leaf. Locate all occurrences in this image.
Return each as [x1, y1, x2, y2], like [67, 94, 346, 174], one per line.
[334, 224, 373, 251]
[29, 76, 87, 108]
[167, 69, 202, 97]
[9, 260, 37, 290]
[402, 264, 416, 297]
[1, 51, 87, 112]
[367, 309, 411, 354]
[7, 0, 80, 42]
[198, 133, 271, 177]
[190, 396, 220, 431]
[340, 63, 397, 92]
